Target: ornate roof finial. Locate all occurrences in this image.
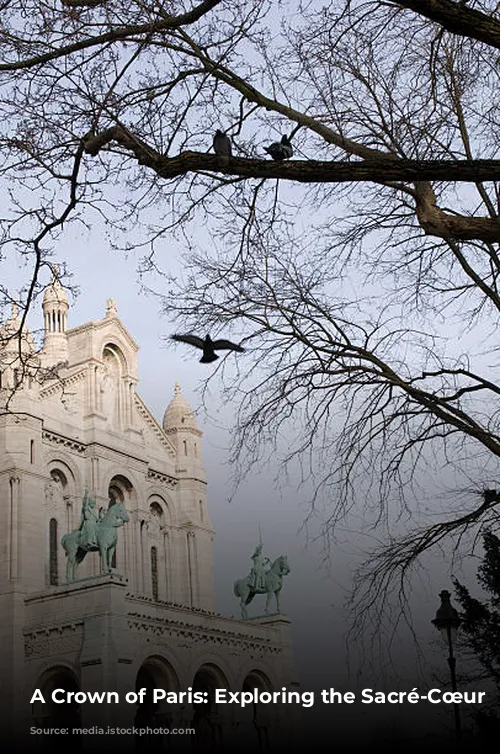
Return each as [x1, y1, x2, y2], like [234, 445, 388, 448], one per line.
[174, 381, 181, 395]
[11, 302, 19, 319]
[105, 298, 118, 317]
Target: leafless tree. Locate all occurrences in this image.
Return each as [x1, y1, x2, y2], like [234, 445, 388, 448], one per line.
[0, 0, 499, 615]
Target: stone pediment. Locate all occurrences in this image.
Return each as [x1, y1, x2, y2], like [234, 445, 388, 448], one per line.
[67, 316, 139, 354]
[134, 394, 177, 458]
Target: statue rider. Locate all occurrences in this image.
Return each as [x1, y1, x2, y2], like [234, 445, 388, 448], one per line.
[249, 543, 270, 590]
[78, 489, 98, 549]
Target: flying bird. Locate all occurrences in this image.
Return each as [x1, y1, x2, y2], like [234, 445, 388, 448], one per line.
[213, 130, 232, 161]
[264, 134, 293, 161]
[171, 333, 245, 363]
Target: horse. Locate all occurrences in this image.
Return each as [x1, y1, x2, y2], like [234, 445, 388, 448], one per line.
[61, 501, 129, 583]
[233, 555, 290, 620]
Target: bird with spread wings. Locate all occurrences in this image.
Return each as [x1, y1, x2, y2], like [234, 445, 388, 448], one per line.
[171, 333, 245, 363]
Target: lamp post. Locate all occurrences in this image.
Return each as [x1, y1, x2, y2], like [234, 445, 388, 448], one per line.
[432, 589, 462, 740]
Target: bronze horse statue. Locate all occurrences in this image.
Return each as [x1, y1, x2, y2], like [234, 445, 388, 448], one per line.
[234, 555, 290, 619]
[61, 501, 129, 582]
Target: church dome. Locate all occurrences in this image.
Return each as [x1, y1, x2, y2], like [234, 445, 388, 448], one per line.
[43, 272, 69, 309]
[163, 383, 198, 431]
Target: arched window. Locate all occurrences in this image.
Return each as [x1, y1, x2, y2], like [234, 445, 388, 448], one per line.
[183, 440, 187, 456]
[150, 501, 163, 520]
[102, 343, 127, 429]
[49, 518, 58, 585]
[151, 546, 158, 601]
[108, 475, 134, 572]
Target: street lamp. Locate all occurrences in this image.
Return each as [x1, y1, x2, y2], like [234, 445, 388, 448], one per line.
[432, 589, 462, 739]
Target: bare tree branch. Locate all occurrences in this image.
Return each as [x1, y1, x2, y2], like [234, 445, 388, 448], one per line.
[0, 0, 223, 72]
[392, 0, 500, 50]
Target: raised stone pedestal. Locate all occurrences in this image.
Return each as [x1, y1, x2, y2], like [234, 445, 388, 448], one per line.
[21, 576, 137, 750]
[3, 580, 299, 752]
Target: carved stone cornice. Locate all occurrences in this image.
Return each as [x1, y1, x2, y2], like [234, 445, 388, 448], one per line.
[42, 430, 86, 454]
[164, 425, 203, 438]
[125, 603, 283, 656]
[24, 622, 84, 659]
[147, 468, 178, 488]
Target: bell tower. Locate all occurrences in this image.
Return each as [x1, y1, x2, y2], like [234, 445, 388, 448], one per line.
[41, 266, 69, 365]
[163, 383, 215, 609]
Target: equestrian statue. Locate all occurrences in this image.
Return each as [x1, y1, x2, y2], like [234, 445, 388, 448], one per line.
[234, 542, 290, 620]
[61, 489, 129, 582]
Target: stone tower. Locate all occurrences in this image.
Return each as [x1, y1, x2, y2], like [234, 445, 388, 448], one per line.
[41, 267, 69, 366]
[162, 383, 214, 608]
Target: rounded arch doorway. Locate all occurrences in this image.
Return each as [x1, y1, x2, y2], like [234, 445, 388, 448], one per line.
[241, 671, 273, 751]
[192, 664, 229, 752]
[32, 666, 82, 751]
[134, 657, 180, 752]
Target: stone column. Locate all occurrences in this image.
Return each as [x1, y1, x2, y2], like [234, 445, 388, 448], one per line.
[131, 517, 141, 594]
[186, 531, 198, 607]
[90, 456, 99, 493]
[162, 530, 170, 601]
[8, 475, 20, 580]
[140, 521, 149, 595]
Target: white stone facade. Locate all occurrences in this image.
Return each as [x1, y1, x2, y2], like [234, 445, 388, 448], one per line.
[0, 280, 298, 752]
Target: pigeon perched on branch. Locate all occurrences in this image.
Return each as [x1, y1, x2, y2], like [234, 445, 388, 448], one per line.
[171, 333, 245, 363]
[213, 130, 232, 161]
[264, 134, 293, 161]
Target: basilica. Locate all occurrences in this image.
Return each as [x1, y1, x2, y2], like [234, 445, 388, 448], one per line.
[0, 274, 298, 750]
